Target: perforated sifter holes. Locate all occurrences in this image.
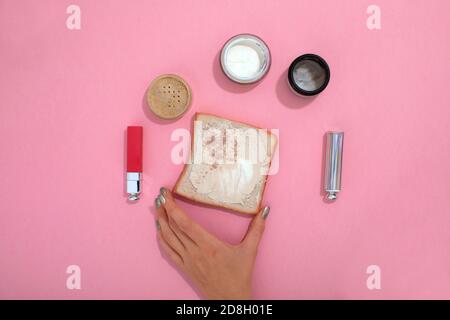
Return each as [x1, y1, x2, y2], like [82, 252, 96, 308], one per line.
[146, 74, 192, 119]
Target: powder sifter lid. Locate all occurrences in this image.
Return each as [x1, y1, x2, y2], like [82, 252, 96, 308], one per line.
[146, 74, 192, 120]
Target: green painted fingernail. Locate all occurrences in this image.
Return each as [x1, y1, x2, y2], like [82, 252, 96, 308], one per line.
[155, 197, 161, 208]
[262, 206, 270, 220]
[155, 220, 161, 230]
[160, 187, 167, 195]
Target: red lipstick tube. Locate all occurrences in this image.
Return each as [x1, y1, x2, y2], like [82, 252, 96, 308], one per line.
[126, 126, 143, 201]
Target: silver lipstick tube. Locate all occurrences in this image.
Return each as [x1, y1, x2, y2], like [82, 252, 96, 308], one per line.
[324, 132, 344, 200]
[127, 172, 142, 201]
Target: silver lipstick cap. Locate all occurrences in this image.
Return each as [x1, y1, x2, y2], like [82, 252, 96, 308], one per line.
[127, 172, 142, 201]
[324, 132, 344, 200]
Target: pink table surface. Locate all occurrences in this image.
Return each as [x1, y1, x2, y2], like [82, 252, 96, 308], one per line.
[1, 0, 450, 299]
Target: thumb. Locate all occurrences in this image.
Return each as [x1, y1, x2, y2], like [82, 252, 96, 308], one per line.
[242, 206, 270, 252]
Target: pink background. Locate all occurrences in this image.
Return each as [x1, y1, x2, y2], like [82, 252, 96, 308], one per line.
[1, 0, 450, 299]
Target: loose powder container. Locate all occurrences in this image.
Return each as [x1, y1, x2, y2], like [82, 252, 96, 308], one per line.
[288, 54, 330, 96]
[220, 34, 271, 84]
[146, 74, 192, 120]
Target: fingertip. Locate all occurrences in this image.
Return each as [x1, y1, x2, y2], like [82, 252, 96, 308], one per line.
[154, 195, 169, 221]
[160, 187, 168, 196]
[160, 186, 173, 198]
[261, 205, 270, 220]
[155, 196, 162, 209]
[157, 193, 166, 205]
[159, 189, 178, 212]
[242, 207, 269, 251]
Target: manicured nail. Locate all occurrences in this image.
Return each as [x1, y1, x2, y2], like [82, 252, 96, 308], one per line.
[158, 194, 166, 204]
[160, 187, 167, 195]
[155, 219, 161, 230]
[155, 197, 161, 208]
[262, 206, 270, 220]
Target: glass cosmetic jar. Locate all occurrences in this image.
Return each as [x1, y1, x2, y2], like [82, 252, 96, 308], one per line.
[288, 54, 330, 96]
[220, 34, 271, 84]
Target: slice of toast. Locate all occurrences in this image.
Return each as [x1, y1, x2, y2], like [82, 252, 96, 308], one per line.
[173, 113, 277, 214]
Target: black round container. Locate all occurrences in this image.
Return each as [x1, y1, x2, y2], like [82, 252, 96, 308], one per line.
[288, 54, 330, 96]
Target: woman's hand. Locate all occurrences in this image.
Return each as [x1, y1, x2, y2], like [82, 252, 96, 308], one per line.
[154, 187, 270, 300]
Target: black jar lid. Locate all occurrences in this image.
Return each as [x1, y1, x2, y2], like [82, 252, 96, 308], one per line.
[288, 54, 330, 96]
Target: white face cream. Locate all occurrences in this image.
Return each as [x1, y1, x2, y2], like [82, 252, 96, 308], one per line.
[221, 34, 271, 84]
[226, 44, 261, 79]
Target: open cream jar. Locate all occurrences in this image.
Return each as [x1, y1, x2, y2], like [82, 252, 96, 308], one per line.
[288, 54, 330, 96]
[220, 34, 271, 84]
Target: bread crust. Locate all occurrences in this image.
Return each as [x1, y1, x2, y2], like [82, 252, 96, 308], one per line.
[172, 112, 277, 215]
